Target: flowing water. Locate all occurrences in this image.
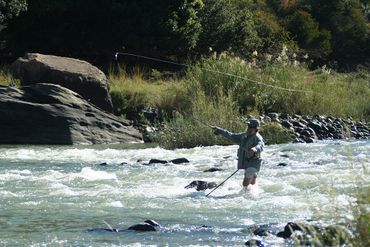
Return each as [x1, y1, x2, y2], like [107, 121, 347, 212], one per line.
[0, 140, 369, 246]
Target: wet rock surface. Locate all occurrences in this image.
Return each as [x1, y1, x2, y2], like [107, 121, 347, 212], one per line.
[184, 180, 217, 191]
[10, 53, 113, 112]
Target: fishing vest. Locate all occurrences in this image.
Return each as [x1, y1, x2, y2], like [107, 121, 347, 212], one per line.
[237, 133, 262, 170]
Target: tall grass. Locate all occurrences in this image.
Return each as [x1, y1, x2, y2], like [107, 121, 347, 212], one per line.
[186, 52, 370, 119]
[108, 51, 369, 148]
[108, 68, 190, 120]
[0, 67, 20, 87]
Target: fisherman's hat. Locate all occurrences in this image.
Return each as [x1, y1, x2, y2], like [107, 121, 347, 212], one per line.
[247, 118, 260, 128]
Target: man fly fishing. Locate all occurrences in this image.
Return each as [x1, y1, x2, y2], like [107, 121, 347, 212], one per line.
[211, 119, 264, 192]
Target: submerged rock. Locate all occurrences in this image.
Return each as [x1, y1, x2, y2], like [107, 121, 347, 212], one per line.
[88, 219, 161, 233]
[128, 219, 161, 232]
[148, 158, 190, 165]
[245, 239, 264, 247]
[203, 167, 224, 172]
[184, 180, 217, 191]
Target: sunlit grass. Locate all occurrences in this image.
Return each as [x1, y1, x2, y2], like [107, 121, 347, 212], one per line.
[0, 67, 20, 87]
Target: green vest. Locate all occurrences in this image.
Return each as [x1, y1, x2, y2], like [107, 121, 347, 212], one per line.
[215, 127, 264, 170]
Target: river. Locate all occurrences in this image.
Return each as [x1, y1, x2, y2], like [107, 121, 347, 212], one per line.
[0, 140, 369, 246]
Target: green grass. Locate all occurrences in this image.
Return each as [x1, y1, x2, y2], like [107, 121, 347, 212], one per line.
[108, 69, 190, 120]
[186, 52, 370, 119]
[108, 52, 369, 148]
[0, 67, 20, 87]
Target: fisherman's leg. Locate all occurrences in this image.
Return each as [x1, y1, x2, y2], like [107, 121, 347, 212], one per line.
[244, 168, 258, 191]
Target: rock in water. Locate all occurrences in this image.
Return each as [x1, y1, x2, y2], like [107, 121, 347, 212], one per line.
[10, 53, 113, 112]
[170, 158, 190, 164]
[127, 220, 161, 232]
[0, 84, 142, 144]
[185, 180, 217, 191]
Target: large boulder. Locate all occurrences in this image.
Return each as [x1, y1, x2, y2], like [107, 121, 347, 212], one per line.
[9, 53, 113, 112]
[0, 84, 142, 144]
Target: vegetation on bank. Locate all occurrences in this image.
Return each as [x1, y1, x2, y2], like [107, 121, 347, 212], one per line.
[108, 51, 370, 149]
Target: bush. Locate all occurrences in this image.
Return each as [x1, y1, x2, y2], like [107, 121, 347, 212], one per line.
[0, 67, 20, 86]
[186, 52, 370, 120]
[260, 122, 293, 144]
[154, 91, 245, 149]
[108, 68, 189, 120]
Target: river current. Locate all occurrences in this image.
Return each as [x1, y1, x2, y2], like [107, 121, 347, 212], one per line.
[0, 140, 369, 246]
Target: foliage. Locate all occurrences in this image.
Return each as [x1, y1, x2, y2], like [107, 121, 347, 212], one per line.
[0, 0, 26, 24]
[0, 0, 369, 69]
[154, 91, 245, 149]
[352, 186, 370, 246]
[0, 67, 20, 86]
[197, 0, 261, 57]
[186, 52, 370, 120]
[260, 122, 293, 145]
[1, 0, 203, 63]
[108, 68, 190, 120]
[286, 11, 332, 60]
[306, 0, 370, 68]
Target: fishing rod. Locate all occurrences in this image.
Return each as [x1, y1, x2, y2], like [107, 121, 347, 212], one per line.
[206, 169, 239, 197]
[114, 52, 312, 93]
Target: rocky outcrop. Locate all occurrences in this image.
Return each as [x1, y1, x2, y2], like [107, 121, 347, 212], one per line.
[0, 84, 142, 144]
[10, 53, 113, 112]
[262, 113, 370, 143]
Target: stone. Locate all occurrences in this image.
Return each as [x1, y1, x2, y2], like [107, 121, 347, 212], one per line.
[184, 180, 217, 191]
[203, 167, 224, 172]
[0, 84, 142, 144]
[128, 219, 161, 232]
[245, 239, 264, 247]
[149, 159, 168, 164]
[171, 158, 190, 164]
[10, 53, 113, 112]
[281, 120, 293, 129]
[268, 112, 279, 120]
[277, 163, 288, 167]
[308, 121, 322, 133]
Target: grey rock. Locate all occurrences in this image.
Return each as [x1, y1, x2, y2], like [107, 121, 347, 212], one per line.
[281, 120, 293, 129]
[185, 180, 217, 191]
[268, 113, 279, 120]
[203, 167, 224, 172]
[245, 239, 264, 247]
[10, 53, 113, 112]
[0, 84, 142, 144]
[128, 219, 161, 232]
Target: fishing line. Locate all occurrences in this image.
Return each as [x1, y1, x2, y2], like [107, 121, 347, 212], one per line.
[115, 52, 312, 93]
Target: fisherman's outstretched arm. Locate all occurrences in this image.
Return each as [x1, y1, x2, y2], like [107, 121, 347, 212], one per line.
[211, 126, 243, 144]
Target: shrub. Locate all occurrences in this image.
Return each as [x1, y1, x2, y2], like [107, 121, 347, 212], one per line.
[260, 122, 294, 144]
[108, 68, 188, 120]
[154, 91, 245, 149]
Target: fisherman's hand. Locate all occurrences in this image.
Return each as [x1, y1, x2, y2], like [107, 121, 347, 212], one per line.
[210, 126, 219, 135]
[247, 148, 256, 157]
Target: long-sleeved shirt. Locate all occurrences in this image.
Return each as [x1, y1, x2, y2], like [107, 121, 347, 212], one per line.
[214, 127, 264, 170]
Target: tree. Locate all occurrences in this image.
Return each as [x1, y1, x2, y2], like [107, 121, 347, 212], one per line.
[0, 0, 27, 24]
[286, 11, 331, 59]
[1, 0, 203, 65]
[197, 0, 261, 57]
[308, 0, 370, 68]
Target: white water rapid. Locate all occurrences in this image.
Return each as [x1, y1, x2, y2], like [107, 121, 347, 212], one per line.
[0, 140, 369, 246]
